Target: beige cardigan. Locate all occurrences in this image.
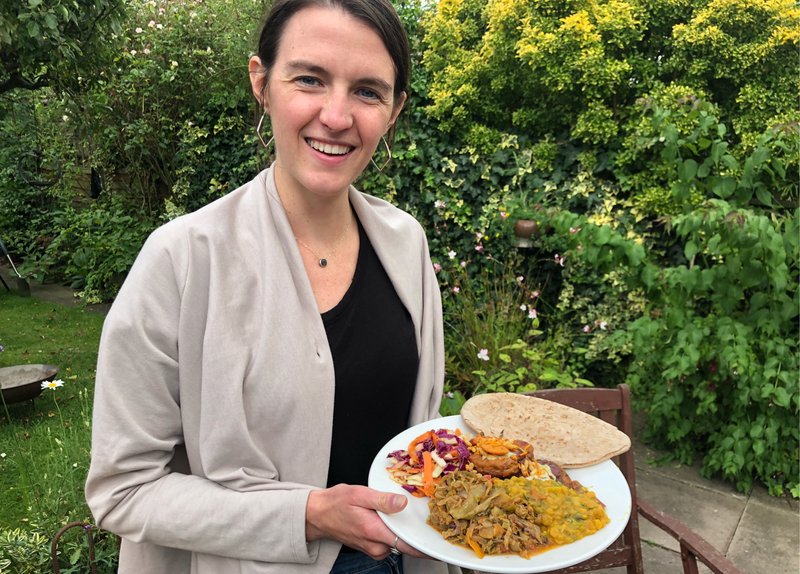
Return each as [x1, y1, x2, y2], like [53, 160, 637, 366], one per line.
[85, 166, 460, 574]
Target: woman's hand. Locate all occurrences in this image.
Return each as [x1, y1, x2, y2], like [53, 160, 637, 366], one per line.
[306, 484, 428, 560]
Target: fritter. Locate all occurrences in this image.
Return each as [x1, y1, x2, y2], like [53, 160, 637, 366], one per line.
[468, 435, 534, 478]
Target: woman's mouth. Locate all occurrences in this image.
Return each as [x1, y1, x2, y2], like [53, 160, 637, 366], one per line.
[306, 138, 353, 156]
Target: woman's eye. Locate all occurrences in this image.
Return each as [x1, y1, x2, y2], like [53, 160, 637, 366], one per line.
[357, 87, 381, 101]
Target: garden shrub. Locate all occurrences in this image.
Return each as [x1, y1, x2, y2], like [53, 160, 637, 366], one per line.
[74, 0, 265, 217]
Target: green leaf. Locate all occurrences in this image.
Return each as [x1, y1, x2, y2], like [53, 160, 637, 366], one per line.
[678, 158, 698, 182]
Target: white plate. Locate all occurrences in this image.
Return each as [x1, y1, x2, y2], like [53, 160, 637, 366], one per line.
[367, 415, 632, 574]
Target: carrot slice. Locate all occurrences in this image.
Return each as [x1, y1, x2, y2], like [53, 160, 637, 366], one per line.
[422, 451, 436, 497]
[407, 431, 432, 465]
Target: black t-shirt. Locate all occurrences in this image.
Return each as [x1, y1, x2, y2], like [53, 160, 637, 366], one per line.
[323, 220, 418, 488]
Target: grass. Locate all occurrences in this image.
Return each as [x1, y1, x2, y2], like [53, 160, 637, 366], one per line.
[0, 290, 105, 530]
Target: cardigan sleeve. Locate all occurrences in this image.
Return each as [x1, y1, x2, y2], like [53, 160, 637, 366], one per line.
[85, 222, 320, 565]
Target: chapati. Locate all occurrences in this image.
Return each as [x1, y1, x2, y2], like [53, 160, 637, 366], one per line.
[460, 392, 631, 468]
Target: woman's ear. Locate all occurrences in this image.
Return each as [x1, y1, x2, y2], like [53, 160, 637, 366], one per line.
[388, 91, 407, 130]
[248, 55, 268, 110]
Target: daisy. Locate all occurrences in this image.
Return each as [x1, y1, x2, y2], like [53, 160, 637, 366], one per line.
[41, 379, 65, 390]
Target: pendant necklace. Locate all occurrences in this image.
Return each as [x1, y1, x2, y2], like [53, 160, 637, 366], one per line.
[294, 220, 351, 268]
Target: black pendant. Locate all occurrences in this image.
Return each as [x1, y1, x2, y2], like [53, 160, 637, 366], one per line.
[319, 258, 328, 268]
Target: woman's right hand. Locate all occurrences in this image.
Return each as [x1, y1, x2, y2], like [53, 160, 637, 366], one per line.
[305, 484, 427, 560]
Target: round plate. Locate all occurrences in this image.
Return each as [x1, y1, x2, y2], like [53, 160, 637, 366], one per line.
[367, 415, 632, 574]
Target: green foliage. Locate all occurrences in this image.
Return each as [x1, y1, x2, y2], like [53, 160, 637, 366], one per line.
[422, 0, 799, 148]
[0, 0, 125, 94]
[0, 528, 50, 574]
[627, 202, 799, 496]
[20, 198, 156, 303]
[75, 0, 265, 216]
[439, 256, 593, 405]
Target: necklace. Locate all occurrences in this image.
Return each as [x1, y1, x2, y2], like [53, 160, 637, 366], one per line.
[294, 220, 351, 268]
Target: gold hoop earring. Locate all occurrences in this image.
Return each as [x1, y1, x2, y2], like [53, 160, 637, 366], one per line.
[371, 136, 392, 172]
[256, 112, 274, 151]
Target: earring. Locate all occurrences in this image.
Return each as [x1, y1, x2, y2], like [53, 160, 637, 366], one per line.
[371, 136, 392, 172]
[256, 112, 274, 152]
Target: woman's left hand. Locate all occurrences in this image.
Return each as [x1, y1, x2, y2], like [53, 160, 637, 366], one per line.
[306, 484, 429, 560]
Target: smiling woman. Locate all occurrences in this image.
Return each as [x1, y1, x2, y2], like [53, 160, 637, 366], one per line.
[84, 2, 456, 574]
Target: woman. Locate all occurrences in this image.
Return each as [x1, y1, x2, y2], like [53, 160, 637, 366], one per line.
[85, 1, 460, 573]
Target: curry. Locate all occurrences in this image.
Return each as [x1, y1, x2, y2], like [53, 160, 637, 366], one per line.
[428, 470, 609, 558]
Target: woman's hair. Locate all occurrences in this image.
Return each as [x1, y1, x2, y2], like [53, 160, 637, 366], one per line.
[255, 0, 410, 103]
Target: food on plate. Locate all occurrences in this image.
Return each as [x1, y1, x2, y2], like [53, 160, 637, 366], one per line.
[461, 392, 631, 468]
[427, 469, 609, 558]
[385, 428, 472, 497]
[468, 435, 544, 479]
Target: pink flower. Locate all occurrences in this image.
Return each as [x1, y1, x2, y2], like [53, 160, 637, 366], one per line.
[434, 200, 446, 209]
[582, 325, 591, 333]
[569, 227, 581, 234]
[528, 308, 538, 320]
[452, 286, 460, 294]
[475, 244, 484, 252]
[531, 290, 540, 299]
[477, 348, 490, 361]
[433, 263, 442, 273]
[460, 260, 467, 268]
[500, 211, 509, 219]
[554, 254, 565, 267]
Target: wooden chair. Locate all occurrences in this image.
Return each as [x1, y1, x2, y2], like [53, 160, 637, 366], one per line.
[473, 384, 744, 574]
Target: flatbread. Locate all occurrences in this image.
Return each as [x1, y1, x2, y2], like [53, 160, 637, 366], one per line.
[460, 392, 631, 468]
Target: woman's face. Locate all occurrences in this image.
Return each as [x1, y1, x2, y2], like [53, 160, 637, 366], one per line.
[250, 5, 406, 203]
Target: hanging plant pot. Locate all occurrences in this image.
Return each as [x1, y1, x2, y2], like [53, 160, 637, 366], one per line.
[513, 219, 539, 248]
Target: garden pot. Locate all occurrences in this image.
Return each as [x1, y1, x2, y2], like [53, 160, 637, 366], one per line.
[513, 219, 540, 248]
[0, 364, 59, 404]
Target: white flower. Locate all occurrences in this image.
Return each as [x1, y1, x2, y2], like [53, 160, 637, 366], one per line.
[447, 250, 456, 259]
[460, 260, 467, 268]
[477, 348, 490, 361]
[516, 275, 524, 283]
[143, 48, 150, 55]
[135, 27, 143, 33]
[599, 321, 608, 330]
[171, 60, 179, 68]
[41, 379, 65, 390]
[0, 453, 6, 459]
[531, 290, 540, 299]
[554, 254, 565, 267]
[156, 23, 163, 29]
[62, 115, 69, 122]
[434, 200, 446, 209]
[148, 20, 156, 27]
[130, 49, 137, 56]
[520, 304, 527, 311]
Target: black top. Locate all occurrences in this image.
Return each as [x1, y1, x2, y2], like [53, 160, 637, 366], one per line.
[323, 220, 418, 488]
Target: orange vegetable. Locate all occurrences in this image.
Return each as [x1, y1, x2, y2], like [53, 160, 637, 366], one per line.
[407, 431, 433, 465]
[422, 451, 436, 497]
[465, 524, 485, 558]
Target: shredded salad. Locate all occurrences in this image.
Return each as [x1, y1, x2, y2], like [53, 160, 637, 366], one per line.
[386, 428, 472, 497]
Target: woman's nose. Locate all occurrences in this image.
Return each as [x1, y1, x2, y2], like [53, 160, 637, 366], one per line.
[319, 91, 353, 131]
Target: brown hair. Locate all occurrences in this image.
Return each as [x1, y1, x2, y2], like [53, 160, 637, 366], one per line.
[255, 0, 410, 104]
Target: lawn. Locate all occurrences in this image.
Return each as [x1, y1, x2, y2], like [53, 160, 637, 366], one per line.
[0, 291, 105, 529]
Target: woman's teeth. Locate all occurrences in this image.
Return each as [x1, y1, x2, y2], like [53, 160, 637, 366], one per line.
[307, 139, 351, 155]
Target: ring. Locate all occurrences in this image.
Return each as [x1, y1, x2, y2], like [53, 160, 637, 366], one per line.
[389, 535, 401, 555]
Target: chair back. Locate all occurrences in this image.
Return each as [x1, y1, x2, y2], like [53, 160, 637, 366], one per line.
[523, 384, 644, 574]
